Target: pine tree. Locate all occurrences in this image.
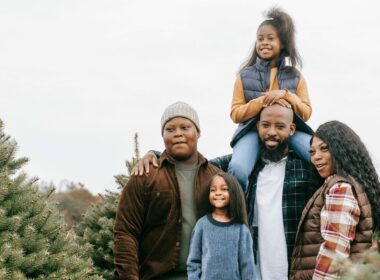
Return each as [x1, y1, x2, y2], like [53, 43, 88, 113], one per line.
[76, 133, 140, 279]
[0, 119, 103, 279]
[338, 232, 380, 279]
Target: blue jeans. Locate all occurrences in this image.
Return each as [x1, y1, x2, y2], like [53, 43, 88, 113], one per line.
[228, 130, 311, 190]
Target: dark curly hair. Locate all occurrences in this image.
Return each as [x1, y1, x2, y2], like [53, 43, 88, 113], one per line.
[314, 121, 380, 230]
[241, 7, 302, 71]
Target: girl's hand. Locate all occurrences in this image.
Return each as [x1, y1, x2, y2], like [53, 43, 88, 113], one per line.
[263, 90, 286, 106]
[274, 98, 292, 109]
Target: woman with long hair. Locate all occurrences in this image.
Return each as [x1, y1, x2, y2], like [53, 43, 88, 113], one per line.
[290, 120, 380, 279]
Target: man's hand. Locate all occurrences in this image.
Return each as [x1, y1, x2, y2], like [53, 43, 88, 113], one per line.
[131, 151, 159, 176]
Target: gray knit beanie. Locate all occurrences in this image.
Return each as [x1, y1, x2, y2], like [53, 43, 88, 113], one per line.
[161, 101, 200, 135]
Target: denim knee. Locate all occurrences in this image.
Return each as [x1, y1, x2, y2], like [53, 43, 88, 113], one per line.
[290, 131, 312, 162]
[228, 160, 251, 189]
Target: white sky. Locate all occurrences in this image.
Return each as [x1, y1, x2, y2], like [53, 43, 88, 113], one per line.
[1, 0, 379, 194]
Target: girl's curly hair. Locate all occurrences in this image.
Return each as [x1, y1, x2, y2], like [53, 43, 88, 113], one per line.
[314, 121, 380, 230]
[242, 7, 302, 70]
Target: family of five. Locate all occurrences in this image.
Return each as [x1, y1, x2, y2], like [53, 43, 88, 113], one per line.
[113, 7, 380, 280]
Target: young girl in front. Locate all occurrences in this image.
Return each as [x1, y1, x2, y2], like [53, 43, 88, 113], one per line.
[229, 7, 312, 189]
[187, 172, 256, 280]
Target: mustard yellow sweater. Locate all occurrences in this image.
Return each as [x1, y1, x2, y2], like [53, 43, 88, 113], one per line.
[230, 67, 312, 123]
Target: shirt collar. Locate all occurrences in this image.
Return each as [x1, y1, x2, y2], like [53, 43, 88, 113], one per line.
[159, 150, 207, 168]
[262, 155, 288, 165]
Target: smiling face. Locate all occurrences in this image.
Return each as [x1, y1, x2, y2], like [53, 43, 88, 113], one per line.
[163, 117, 199, 165]
[256, 104, 295, 158]
[209, 175, 230, 210]
[310, 136, 335, 178]
[256, 24, 282, 65]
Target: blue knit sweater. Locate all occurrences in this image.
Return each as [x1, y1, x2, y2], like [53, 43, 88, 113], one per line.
[187, 214, 256, 280]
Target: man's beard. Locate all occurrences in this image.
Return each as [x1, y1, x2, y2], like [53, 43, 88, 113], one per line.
[260, 137, 289, 162]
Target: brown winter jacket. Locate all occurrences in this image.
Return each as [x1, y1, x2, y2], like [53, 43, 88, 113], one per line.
[113, 151, 221, 280]
[290, 175, 373, 280]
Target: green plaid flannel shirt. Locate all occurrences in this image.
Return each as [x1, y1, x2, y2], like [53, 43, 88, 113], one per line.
[181, 151, 320, 265]
[245, 151, 318, 264]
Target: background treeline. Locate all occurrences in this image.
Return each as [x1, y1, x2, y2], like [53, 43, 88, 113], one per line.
[43, 181, 102, 230]
[0, 118, 379, 279]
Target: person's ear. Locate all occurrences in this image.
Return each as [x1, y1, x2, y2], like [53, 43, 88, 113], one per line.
[290, 123, 296, 136]
[195, 128, 201, 139]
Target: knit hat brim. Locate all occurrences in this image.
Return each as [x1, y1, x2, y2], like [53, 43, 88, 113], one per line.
[161, 102, 200, 134]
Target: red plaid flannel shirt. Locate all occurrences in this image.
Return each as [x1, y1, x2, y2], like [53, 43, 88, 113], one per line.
[313, 181, 360, 280]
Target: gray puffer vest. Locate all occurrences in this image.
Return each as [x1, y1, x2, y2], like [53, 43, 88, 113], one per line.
[230, 57, 313, 147]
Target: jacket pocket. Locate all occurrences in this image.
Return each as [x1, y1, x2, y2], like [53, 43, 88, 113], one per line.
[144, 190, 173, 225]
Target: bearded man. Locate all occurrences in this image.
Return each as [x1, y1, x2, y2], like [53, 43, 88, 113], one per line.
[131, 104, 319, 280]
[245, 104, 318, 280]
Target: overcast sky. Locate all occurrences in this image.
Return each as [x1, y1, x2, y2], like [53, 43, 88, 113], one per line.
[1, 0, 379, 194]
